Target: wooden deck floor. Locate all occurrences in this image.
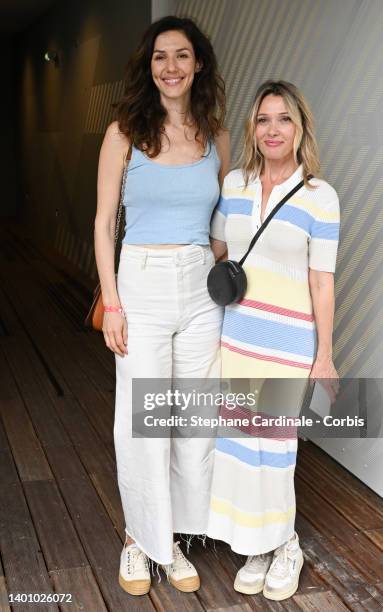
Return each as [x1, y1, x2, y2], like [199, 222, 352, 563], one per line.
[0, 225, 383, 611]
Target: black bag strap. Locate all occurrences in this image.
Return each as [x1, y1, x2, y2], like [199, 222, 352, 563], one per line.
[238, 176, 312, 266]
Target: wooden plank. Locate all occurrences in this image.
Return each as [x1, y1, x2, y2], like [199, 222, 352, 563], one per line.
[87, 468, 125, 540]
[0, 556, 11, 612]
[0, 449, 19, 486]
[0, 282, 71, 449]
[3, 274, 115, 445]
[25, 242, 113, 378]
[82, 331, 116, 377]
[0, 282, 66, 400]
[0, 244, 115, 463]
[206, 605, 253, 612]
[32, 266, 115, 397]
[43, 445, 153, 611]
[50, 566, 107, 612]
[185, 539, 250, 610]
[74, 436, 116, 476]
[277, 600, 306, 612]
[202, 540, 283, 611]
[295, 462, 383, 532]
[295, 481, 383, 609]
[2, 340, 71, 449]
[3, 229, 383, 610]
[149, 573, 205, 611]
[363, 529, 383, 552]
[295, 478, 383, 585]
[33, 268, 117, 402]
[298, 441, 383, 516]
[0, 286, 115, 465]
[300, 535, 382, 610]
[296, 444, 383, 529]
[0, 350, 53, 482]
[30, 251, 115, 375]
[50, 392, 111, 450]
[0, 483, 58, 612]
[2, 289, 114, 458]
[295, 511, 383, 609]
[0, 577, 11, 612]
[23, 480, 88, 571]
[0, 415, 10, 452]
[293, 590, 351, 611]
[0, 271, 127, 593]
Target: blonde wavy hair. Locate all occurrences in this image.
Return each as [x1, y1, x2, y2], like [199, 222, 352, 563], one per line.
[241, 80, 320, 187]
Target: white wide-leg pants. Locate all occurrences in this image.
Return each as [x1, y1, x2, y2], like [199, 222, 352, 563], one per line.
[114, 244, 223, 564]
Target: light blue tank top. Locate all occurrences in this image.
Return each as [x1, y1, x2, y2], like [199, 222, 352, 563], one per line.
[122, 142, 221, 245]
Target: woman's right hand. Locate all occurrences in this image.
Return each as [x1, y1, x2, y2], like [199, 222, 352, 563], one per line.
[102, 311, 128, 356]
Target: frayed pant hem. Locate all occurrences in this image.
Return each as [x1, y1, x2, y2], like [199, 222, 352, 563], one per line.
[123, 528, 173, 566]
[122, 528, 209, 572]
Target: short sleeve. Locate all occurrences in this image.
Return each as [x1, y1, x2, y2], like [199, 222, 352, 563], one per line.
[308, 191, 340, 272]
[210, 177, 230, 242]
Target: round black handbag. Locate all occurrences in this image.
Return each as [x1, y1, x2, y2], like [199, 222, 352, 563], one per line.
[207, 178, 308, 306]
[207, 260, 247, 306]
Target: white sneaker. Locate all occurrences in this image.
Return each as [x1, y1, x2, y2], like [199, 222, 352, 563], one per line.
[234, 553, 273, 594]
[263, 532, 304, 601]
[119, 543, 151, 595]
[164, 541, 200, 592]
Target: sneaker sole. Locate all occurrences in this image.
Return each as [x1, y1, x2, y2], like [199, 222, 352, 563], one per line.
[169, 575, 201, 593]
[119, 574, 151, 596]
[263, 557, 304, 601]
[234, 578, 264, 595]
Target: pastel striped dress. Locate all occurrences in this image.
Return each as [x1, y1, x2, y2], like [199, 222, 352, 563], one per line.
[206, 165, 340, 555]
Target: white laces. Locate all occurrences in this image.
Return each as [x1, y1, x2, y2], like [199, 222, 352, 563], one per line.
[173, 541, 192, 570]
[124, 546, 148, 575]
[269, 544, 292, 577]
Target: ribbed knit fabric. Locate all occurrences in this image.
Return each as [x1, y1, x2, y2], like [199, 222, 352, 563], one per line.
[122, 143, 220, 245]
[210, 165, 340, 377]
[207, 165, 340, 555]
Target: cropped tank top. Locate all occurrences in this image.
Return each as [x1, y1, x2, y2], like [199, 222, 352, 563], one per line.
[122, 142, 221, 245]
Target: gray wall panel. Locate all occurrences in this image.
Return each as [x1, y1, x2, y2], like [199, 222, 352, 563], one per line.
[175, 0, 383, 378]
[174, 0, 383, 494]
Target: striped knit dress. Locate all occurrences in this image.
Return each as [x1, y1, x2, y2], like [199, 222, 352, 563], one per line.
[206, 165, 340, 555]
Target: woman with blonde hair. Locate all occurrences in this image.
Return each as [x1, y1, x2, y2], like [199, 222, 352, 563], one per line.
[207, 80, 340, 601]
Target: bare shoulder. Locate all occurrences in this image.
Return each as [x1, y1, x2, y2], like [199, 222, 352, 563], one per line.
[103, 121, 131, 163]
[105, 120, 129, 141]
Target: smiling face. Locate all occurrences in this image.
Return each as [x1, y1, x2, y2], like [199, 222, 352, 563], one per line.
[151, 30, 200, 104]
[255, 94, 297, 164]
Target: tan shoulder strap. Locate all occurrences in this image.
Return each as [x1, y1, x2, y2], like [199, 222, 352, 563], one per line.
[114, 142, 132, 252]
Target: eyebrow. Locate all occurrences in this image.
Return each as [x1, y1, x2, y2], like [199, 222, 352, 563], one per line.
[153, 47, 191, 53]
[257, 111, 290, 116]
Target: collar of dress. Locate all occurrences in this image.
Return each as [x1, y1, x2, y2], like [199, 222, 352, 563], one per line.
[251, 164, 304, 192]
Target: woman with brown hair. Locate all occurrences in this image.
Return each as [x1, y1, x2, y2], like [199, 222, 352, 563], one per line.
[94, 16, 229, 596]
[208, 80, 340, 601]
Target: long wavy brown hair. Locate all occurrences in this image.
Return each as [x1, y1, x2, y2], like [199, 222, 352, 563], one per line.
[241, 81, 320, 187]
[114, 16, 226, 157]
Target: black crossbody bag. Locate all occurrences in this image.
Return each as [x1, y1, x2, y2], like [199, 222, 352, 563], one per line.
[207, 178, 310, 306]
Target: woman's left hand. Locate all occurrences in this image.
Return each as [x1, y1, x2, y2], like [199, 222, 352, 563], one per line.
[309, 355, 339, 404]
